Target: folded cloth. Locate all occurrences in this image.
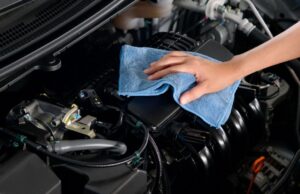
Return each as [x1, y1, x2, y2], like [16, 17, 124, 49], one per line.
[118, 45, 240, 128]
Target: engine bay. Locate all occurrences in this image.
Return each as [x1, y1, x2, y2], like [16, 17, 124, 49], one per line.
[0, 0, 300, 194]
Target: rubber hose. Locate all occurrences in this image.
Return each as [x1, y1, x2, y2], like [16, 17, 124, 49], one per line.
[148, 135, 163, 193]
[48, 139, 127, 155]
[248, 27, 270, 43]
[0, 126, 149, 168]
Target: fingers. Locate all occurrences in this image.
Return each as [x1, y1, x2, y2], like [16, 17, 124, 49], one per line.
[180, 82, 208, 104]
[148, 63, 195, 80]
[144, 52, 190, 74]
[147, 66, 178, 80]
[144, 56, 187, 75]
[166, 51, 189, 57]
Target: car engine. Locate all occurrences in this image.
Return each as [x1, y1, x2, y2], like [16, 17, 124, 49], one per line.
[0, 0, 300, 194]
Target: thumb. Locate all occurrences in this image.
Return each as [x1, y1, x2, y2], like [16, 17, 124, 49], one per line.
[180, 83, 208, 105]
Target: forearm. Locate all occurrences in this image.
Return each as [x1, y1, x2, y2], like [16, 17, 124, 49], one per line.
[145, 22, 300, 103]
[230, 22, 300, 80]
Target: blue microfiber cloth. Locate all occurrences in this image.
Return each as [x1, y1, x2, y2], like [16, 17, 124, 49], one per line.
[118, 45, 240, 128]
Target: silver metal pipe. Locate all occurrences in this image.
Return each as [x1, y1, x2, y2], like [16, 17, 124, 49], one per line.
[48, 139, 127, 155]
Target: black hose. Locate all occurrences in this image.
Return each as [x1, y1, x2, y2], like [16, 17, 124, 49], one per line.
[0, 124, 149, 168]
[286, 65, 300, 147]
[103, 105, 124, 135]
[248, 27, 270, 43]
[148, 135, 163, 193]
[269, 148, 300, 194]
[161, 169, 172, 194]
[125, 115, 166, 193]
[105, 105, 124, 129]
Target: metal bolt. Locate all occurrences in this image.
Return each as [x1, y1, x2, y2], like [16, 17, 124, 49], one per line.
[23, 114, 32, 121]
[12, 142, 19, 148]
[217, 5, 226, 14]
[79, 91, 87, 99]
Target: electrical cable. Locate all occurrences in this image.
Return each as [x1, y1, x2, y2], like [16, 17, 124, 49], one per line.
[161, 169, 172, 194]
[269, 148, 300, 194]
[105, 105, 124, 130]
[246, 156, 265, 194]
[0, 121, 149, 168]
[96, 105, 125, 136]
[124, 115, 166, 193]
[286, 65, 300, 148]
[148, 135, 164, 193]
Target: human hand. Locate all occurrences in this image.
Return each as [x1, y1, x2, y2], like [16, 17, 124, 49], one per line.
[144, 51, 241, 104]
